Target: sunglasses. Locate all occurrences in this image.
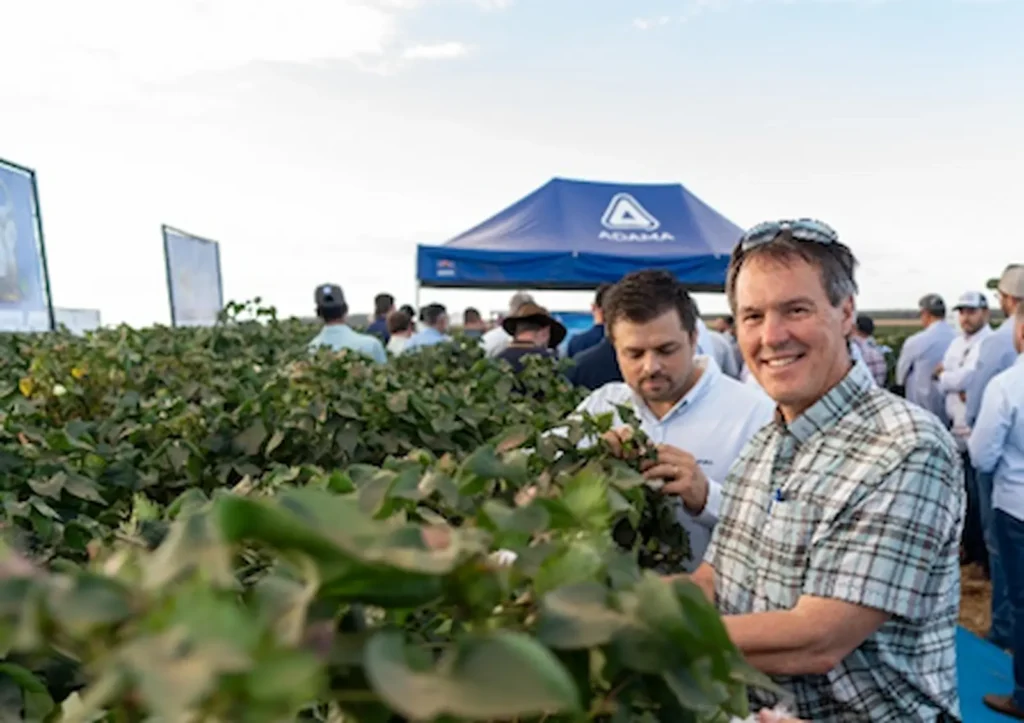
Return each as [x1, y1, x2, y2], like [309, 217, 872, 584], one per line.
[738, 218, 839, 252]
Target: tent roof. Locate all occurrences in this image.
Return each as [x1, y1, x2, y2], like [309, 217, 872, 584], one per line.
[416, 177, 743, 291]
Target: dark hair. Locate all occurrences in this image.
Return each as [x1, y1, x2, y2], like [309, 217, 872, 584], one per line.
[725, 232, 858, 312]
[463, 307, 482, 324]
[602, 270, 697, 339]
[399, 304, 415, 317]
[594, 283, 613, 307]
[421, 303, 447, 327]
[855, 314, 875, 336]
[387, 310, 412, 334]
[722, 314, 734, 326]
[318, 303, 347, 322]
[374, 293, 395, 317]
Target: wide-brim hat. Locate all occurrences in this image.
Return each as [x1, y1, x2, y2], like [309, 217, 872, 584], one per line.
[501, 302, 567, 347]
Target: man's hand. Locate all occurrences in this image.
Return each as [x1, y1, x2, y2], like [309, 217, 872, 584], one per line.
[641, 444, 709, 514]
[600, 427, 635, 457]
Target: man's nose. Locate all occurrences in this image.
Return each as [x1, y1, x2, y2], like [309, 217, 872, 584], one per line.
[641, 352, 662, 375]
[761, 312, 790, 348]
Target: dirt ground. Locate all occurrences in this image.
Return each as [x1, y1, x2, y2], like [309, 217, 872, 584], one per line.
[960, 563, 992, 637]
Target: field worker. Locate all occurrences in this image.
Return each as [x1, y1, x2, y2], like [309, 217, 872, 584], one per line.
[307, 283, 386, 363]
[687, 219, 963, 721]
[936, 291, 993, 570]
[385, 310, 414, 355]
[895, 293, 955, 421]
[401, 303, 451, 353]
[570, 269, 775, 573]
[968, 302, 1024, 718]
[965, 264, 1024, 651]
[482, 291, 534, 358]
[851, 314, 888, 386]
[365, 292, 395, 342]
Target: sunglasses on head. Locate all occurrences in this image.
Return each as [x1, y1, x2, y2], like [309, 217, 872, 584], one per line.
[738, 218, 839, 252]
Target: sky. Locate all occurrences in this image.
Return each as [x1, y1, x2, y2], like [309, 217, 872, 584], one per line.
[1, 0, 1022, 327]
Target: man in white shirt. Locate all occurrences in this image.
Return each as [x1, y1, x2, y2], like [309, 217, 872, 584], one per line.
[572, 269, 775, 572]
[895, 293, 956, 421]
[937, 290, 994, 570]
[969, 303, 1024, 719]
[481, 291, 535, 358]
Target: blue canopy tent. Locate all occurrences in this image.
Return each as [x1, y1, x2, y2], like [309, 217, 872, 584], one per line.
[416, 177, 744, 293]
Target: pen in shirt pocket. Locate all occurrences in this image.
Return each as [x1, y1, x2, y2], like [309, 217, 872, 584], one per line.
[767, 488, 785, 513]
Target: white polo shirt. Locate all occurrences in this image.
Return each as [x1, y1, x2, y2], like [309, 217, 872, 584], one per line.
[573, 356, 776, 571]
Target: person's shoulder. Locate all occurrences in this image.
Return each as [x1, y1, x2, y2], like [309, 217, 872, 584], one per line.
[580, 381, 632, 409]
[711, 372, 775, 410]
[991, 360, 1024, 392]
[856, 386, 958, 463]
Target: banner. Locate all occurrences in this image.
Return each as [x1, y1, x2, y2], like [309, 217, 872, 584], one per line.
[0, 158, 55, 332]
[162, 225, 224, 327]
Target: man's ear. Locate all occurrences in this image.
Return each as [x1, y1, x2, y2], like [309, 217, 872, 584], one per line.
[839, 297, 855, 336]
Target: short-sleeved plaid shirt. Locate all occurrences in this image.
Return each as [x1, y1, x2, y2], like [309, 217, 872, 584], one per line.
[706, 361, 965, 722]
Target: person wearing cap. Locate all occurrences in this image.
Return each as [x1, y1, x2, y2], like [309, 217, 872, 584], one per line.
[935, 291, 993, 571]
[482, 291, 535, 358]
[895, 293, 956, 421]
[307, 283, 387, 363]
[494, 302, 566, 373]
[965, 264, 1024, 650]
[969, 301, 1024, 718]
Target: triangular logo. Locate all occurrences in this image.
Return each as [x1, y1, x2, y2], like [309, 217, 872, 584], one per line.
[600, 193, 660, 231]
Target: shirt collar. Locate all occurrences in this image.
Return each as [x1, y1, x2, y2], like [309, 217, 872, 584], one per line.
[629, 355, 719, 425]
[778, 360, 873, 444]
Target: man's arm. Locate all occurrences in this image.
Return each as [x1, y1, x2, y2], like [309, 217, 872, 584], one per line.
[666, 561, 716, 604]
[894, 334, 918, 386]
[968, 378, 1011, 474]
[938, 342, 983, 392]
[722, 441, 961, 677]
[724, 597, 889, 676]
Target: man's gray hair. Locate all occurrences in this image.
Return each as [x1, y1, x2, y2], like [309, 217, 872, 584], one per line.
[508, 291, 535, 315]
[726, 236, 859, 311]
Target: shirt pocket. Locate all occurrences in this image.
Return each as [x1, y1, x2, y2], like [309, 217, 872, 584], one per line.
[752, 500, 824, 611]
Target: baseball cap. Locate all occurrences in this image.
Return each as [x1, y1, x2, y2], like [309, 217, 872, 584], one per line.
[953, 291, 988, 311]
[918, 293, 946, 316]
[314, 283, 346, 309]
[998, 265, 1024, 299]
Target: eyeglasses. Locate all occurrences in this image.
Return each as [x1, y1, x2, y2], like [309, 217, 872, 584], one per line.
[738, 218, 839, 252]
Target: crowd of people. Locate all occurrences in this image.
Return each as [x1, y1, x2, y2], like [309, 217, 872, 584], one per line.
[307, 223, 1024, 722]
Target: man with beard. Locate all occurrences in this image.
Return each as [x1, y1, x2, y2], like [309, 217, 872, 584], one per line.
[569, 269, 775, 573]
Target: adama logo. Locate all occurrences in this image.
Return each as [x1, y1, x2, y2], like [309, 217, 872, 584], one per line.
[598, 193, 674, 242]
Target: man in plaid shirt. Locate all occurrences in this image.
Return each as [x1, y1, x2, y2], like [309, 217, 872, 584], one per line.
[687, 220, 964, 721]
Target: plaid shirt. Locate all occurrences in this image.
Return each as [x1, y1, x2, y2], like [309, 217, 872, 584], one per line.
[852, 335, 888, 386]
[706, 361, 964, 721]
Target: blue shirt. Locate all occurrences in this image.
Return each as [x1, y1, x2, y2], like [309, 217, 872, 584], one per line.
[308, 324, 386, 363]
[402, 326, 451, 353]
[968, 353, 1024, 522]
[572, 357, 776, 571]
[566, 337, 622, 390]
[965, 318, 1017, 427]
[567, 324, 604, 358]
[365, 317, 389, 343]
[895, 320, 956, 420]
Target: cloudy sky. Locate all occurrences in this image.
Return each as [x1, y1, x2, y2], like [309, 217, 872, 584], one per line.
[1, 0, 1021, 326]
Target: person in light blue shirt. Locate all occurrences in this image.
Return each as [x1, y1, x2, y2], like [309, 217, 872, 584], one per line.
[570, 270, 776, 573]
[895, 293, 956, 422]
[965, 265, 1024, 652]
[969, 303, 1024, 718]
[401, 303, 452, 353]
[307, 283, 386, 363]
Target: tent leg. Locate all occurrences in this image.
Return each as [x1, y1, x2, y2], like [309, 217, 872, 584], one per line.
[414, 282, 421, 313]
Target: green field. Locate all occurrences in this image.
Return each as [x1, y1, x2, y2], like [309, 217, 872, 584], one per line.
[1, 300, 834, 722]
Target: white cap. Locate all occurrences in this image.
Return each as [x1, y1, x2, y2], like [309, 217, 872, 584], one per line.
[952, 291, 988, 311]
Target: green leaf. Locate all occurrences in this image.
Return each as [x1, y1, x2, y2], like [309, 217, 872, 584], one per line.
[536, 582, 629, 649]
[0, 663, 55, 722]
[364, 630, 581, 719]
[235, 419, 268, 456]
[265, 429, 286, 456]
[533, 539, 605, 597]
[26, 474, 64, 500]
[63, 474, 107, 504]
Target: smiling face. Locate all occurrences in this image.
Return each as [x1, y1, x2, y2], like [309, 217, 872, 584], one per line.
[734, 254, 855, 421]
